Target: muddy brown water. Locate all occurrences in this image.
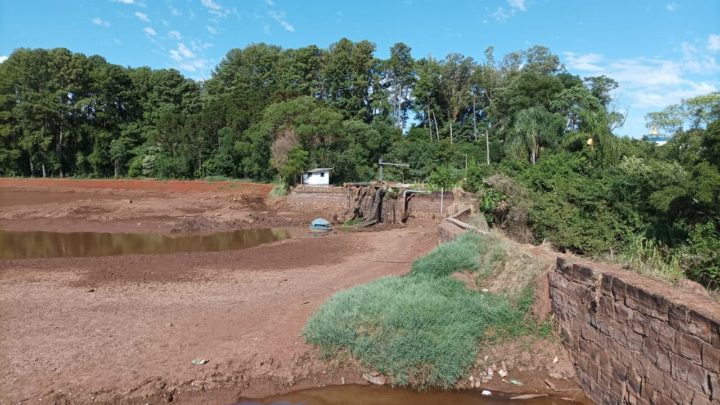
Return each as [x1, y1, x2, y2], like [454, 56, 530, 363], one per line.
[0, 228, 291, 259]
[237, 385, 584, 405]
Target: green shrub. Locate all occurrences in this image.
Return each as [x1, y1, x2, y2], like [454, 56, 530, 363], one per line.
[679, 222, 720, 289]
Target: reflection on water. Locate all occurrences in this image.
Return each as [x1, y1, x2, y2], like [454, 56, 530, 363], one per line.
[0, 228, 291, 259]
[238, 385, 584, 405]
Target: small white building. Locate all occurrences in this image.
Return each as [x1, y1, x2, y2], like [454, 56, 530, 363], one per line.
[302, 168, 332, 186]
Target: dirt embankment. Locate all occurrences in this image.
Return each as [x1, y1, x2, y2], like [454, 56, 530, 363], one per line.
[0, 178, 316, 233]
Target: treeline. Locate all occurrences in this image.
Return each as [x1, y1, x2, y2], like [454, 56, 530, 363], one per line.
[0, 40, 619, 182]
[0, 40, 718, 287]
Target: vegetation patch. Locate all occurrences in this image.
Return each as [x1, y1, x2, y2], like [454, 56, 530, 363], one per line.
[303, 232, 548, 388]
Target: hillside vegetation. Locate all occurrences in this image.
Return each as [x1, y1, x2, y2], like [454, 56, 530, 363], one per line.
[0, 41, 718, 287]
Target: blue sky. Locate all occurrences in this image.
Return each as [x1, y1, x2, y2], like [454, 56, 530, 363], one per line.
[0, 0, 718, 137]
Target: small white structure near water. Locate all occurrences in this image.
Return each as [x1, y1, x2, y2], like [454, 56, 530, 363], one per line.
[302, 168, 332, 186]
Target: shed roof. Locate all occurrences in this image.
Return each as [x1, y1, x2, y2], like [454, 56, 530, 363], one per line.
[306, 168, 333, 173]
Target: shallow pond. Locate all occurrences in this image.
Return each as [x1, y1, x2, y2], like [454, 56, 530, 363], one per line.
[238, 385, 585, 405]
[0, 228, 291, 259]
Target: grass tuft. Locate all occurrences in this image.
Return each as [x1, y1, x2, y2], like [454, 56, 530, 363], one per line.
[303, 231, 549, 388]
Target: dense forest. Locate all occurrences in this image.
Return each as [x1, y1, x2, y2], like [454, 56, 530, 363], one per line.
[0, 40, 718, 287]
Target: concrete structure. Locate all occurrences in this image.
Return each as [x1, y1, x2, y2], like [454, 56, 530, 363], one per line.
[302, 168, 332, 186]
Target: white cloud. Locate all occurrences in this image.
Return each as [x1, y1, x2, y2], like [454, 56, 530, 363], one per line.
[563, 52, 604, 72]
[178, 59, 208, 73]
[169, 43, 196, 61]
[508, 0, 526, 11]
[112, 0, 135, 4]
[200, 0, 232, 18]
[207, 25, 219, 35]
[563, 45, 719, 112]
[200, 0, 221, 11]
[666, 2, 679, 11]
[168, 42, 208, 74]
[0, 56, 7, 63]
[708, 34, 720, 53]
[134, 12, 150, 22]
[490, 0, 529, 22]
[268, 10, 294, 32]
[265, 0, 275, 5]
[92, 17, 111, 27]
[190, 40, 214, 51]
[144, 27, 157, 36]
[170, 6, 181, 16]
[680, 42, 718, 73]
[168, 30, 182, 40]
[179, 43, 194, 58]
[490, 7, 514, 22]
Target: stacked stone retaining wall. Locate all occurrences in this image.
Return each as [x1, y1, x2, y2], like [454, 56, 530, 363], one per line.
[550, 258, 720, 404]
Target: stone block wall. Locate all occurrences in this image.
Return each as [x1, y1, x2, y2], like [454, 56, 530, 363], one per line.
[406, 191, 455, 215]
[287, 186, 461, 216]
[286, 186, 349, 211]
[549, 258, 720, 404]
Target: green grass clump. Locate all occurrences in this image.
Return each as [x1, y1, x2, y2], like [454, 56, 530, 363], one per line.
[409, 232, 482, 278]
[269, 183, 288, 197]
[620, 236, 684, 284]
[303, 231, 547, 388]
[304, 275, 525, 387]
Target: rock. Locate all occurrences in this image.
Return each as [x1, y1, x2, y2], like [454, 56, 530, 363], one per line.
[548, 371, 565, 379]
[362, 373, 386, 385]
[481, 390, 492, 396]
[552, 356, 559, 364]
[544, 379, 557, 391]
[510, 394, 547, 400]
[469, 375, 474, 382]
[498, 369, 508, 378]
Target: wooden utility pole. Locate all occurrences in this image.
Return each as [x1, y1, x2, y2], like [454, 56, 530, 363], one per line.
[486, 123, 491, 165]
[473, 93, 478, 141]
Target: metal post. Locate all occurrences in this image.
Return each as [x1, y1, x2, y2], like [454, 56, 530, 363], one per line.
[440, 187, 444, 214]
[379, 164, 384, 183]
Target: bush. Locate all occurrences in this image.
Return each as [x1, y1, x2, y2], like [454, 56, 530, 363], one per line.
[679, 222, 720, 289]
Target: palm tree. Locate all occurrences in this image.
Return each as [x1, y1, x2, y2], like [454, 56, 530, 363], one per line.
[507, 106, 563, 164]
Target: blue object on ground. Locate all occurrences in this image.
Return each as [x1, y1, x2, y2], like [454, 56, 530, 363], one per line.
[309, 218, 333, 232]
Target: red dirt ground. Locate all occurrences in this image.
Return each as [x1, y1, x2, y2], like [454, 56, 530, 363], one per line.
[0, 178, 586, 404]
[0, 178, 310, 233]
[0, 178, 274, 194]
[0, 179, 439, 404]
